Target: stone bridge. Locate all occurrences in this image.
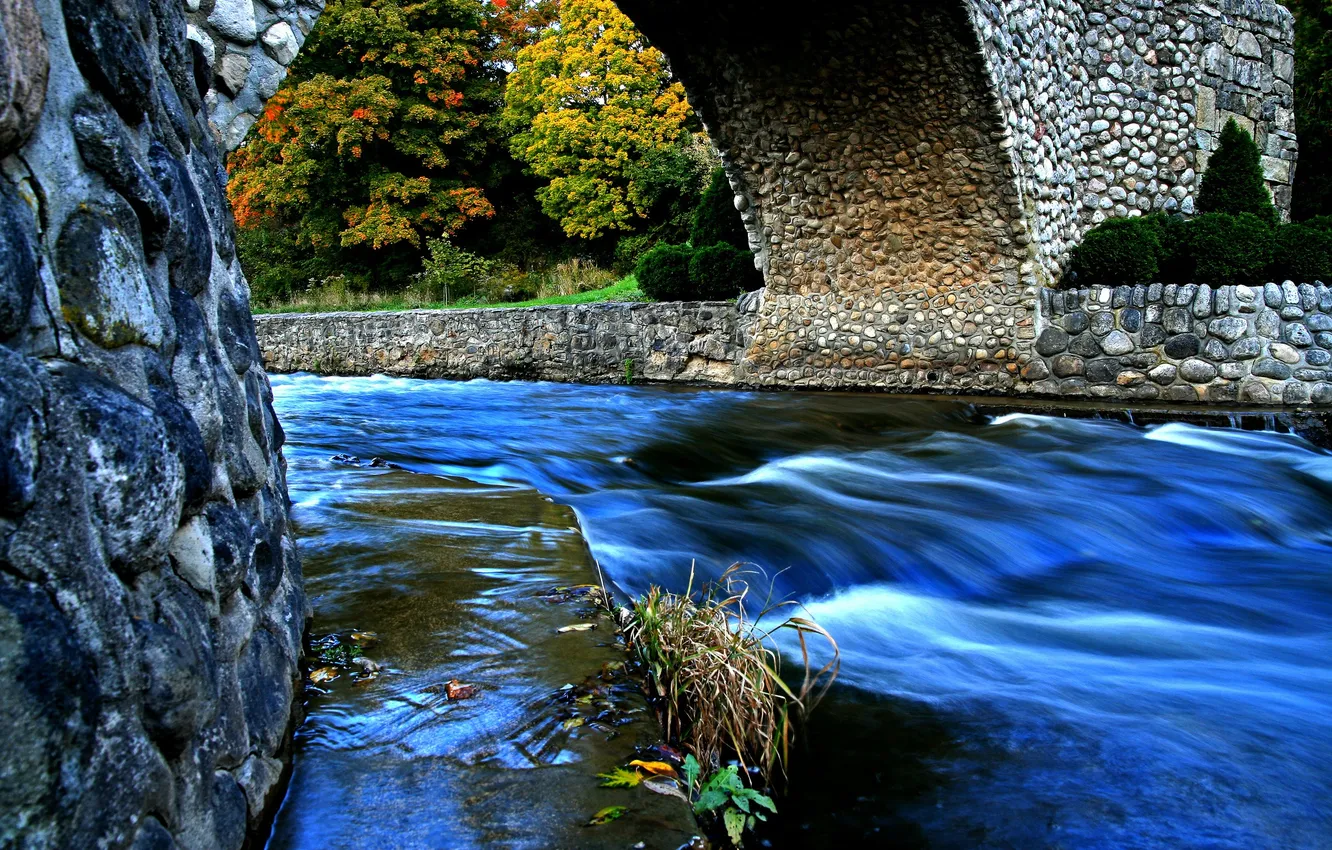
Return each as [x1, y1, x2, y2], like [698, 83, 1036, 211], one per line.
[0, 1, 1301, 848]
[192, 0, 1298, 392]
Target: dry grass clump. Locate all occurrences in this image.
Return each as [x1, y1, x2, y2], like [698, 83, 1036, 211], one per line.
[528, 258, 619, 299]
[621, 564, 839, 784]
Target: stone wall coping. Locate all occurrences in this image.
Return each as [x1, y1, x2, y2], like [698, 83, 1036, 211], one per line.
[253, 301, 737, 322]
[1043, 282, 1331, 314]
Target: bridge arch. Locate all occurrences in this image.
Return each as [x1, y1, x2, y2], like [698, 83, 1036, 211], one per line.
[191, 0, 1298, 389]
[616, 0, 1033, 384]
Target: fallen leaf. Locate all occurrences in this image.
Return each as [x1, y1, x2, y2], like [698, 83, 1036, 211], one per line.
[445, 679, 478, 700]
[557, 623, 597, 633]
[642, 777, 689, 802]
[586, 805, 627, 826]
[309, 667, 339, 684]
[562, 716, 585, 730]
[628, 760, 677, 778]
[350, 631, 378, 644]
[597, 767, 643, 788]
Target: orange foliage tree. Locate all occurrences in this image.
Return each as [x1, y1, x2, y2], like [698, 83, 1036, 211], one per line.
[229, 0, 539, 295]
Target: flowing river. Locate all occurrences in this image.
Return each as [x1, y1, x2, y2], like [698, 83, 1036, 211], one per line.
[268, 375, 1332, 849]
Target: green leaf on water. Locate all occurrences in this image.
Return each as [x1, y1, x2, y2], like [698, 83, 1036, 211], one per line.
[587, 805, 628, 826]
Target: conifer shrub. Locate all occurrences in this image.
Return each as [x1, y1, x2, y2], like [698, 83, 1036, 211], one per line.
[636, 243, 696, 301]
[1063, 120, 1298, 289]
[688, 244, 763, 300]
[1272, 222, 1332, 282]
[691, 168, 750, 251]
[1067, 215, 1162, 287]
[1181, 212, 1275, 286]
[1153, 212, 1194, 282]
[1198, 119, 1278, 225]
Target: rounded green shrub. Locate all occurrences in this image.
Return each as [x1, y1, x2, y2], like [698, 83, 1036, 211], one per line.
[1152, 213, 1193, 283]
[635, 244, 696, 301]
[1272, 222, 1332, 282]
[1301, 214, 1332, 233]
[690, 168, 750, 251]
[1065, 215, 1161, 287]
[1198, 119, 1278, 225]
[1183, 212, 1274, 286]
[688, 244, 763, 300]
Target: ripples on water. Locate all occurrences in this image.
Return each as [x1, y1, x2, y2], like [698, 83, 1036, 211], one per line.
[271, 375, 1332, 849]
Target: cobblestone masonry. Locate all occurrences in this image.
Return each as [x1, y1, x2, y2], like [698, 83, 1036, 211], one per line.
[203, 0, 1296, 390]
[0, 2, 1313, 844]
[2, 1, 306, 848]
[1032, 281, 1332, 404]
[255, 284, 1332, 407]
[256, 303, 751, 384]
[186, 0, 323, 151]
[616, 0, 1296, 389]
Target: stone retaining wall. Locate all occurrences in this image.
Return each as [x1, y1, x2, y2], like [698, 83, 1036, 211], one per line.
[1031, 281, 1332, 403]
[1, 1, 305, 848]
[256, 302, 749, 384]
[257, 288, 1332, 408]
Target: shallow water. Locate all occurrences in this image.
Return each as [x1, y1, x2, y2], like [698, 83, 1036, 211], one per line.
[270, 375, 1332, 849]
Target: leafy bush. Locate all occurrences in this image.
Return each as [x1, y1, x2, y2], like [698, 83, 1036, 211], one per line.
[683, 756, 776, 848]
[1183, 212, 1275, 285]
[691, 168, 750, 251]
[688, 244, 763, 300]
[419, 236, 496, 302]
[1067, 216, 1162, 287]
[1198, 119, 1278, 225]
[613, 234, 656, 276]
[1272, 221, 1332, 282]
[635, 243, 696, 301]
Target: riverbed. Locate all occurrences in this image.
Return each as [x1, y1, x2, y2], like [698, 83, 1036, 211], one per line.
[268, 375, 1332, 849]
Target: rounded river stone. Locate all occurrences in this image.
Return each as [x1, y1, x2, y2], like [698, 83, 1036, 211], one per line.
[0, 0, 49, 155]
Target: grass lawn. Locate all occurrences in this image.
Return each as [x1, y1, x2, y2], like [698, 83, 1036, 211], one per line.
[254, 275, 647, 315]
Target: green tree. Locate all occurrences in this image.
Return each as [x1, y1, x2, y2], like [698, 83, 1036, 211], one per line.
[1288, 0, 1332, 219]
[229, 0, 504, 296]
[1197, 119, 1277, 224]
[502, 0, 694, 239]
[691, 168, 750, 250]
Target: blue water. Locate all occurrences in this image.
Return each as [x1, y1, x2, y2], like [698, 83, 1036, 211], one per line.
[271, 374, 1332, 848]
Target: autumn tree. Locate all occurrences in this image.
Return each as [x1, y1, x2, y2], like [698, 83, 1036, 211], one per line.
[502, 0, 693, 239]
[228, 0, 501, 296]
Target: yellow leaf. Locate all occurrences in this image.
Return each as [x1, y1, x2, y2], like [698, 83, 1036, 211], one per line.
[309, 667, 340, 684]
[628, 760, 677, 777]
[562, 717, 585, 730]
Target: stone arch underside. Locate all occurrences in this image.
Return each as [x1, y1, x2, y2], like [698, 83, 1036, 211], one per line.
[617, 0, 1040, 389]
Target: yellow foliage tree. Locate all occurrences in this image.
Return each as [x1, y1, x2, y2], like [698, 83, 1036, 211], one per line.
[502, 0, 693, 239]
